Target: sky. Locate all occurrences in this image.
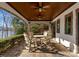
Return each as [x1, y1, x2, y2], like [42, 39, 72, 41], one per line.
[0, 9, 15, 28]
[0, 9, 26, 29]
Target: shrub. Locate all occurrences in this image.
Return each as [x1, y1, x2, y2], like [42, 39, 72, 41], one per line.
[0, 34, 24, 53]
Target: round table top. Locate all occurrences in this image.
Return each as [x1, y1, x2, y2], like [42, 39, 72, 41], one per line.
[33, 35, 45, 38]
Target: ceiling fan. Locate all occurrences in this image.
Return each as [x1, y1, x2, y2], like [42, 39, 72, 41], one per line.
[31, 2, 50, 12]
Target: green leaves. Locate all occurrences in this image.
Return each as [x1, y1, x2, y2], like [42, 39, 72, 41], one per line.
[12, 17, 27, 34]
[0, 34, 23, 53]
[31, 23, 49, 35]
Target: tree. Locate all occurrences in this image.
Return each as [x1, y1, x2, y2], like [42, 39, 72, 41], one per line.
[12, 17, 27, 34]
[31, 23, 49, 35]
[1, 10, 8, 38]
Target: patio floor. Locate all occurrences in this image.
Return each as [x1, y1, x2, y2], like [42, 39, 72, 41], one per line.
[0, 38, 77, 57]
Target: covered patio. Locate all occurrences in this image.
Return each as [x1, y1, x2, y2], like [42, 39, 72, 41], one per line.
[0, 2, 78, 57]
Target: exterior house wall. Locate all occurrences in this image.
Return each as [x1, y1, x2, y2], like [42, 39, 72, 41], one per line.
[51, 3, 79, 53]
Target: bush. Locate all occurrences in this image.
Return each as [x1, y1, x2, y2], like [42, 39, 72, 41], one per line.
[0, 34, 24, 53]
[16, 28, 25, 34]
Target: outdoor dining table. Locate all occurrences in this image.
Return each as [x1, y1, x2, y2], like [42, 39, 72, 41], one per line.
[33, 35, 45, 45]
[29, 35, 46, 52]
[33, 35, 45, 38]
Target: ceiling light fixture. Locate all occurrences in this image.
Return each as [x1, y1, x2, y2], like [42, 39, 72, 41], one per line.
[32, 2, 50, 13]
[39, 7, 42, 12]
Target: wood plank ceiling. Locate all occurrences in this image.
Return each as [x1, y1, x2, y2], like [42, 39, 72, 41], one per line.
[7, 2, 75, 21]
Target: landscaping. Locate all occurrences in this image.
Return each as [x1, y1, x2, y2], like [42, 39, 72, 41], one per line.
[0, 34, 24, 53]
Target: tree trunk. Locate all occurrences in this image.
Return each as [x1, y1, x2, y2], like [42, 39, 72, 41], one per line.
[1, 11, 8, 38]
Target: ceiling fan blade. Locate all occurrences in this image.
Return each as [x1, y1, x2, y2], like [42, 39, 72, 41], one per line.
[43, 5, 50, 8]
[31, 6, 38, 9]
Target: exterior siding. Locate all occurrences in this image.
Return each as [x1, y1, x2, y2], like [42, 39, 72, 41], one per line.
[51, 3, 79, 53]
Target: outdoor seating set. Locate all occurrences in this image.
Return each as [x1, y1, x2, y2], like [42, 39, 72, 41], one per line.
[28, 32, 58, 53]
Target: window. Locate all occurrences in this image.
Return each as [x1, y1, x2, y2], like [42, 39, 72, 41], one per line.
[56, 19, 60, 33]
[65, 12, 73, 35]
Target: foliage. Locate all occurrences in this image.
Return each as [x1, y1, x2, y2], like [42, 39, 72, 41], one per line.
[12, 17, 27, 34]
[0, 34, 24, 53]
[31, 23, 49, 35]
[0, 34, 23, 43]
[31, 23, 40, 34]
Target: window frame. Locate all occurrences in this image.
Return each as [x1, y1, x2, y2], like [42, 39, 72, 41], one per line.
[56, 19, 60, 33]
[65, 12, 73, 35]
